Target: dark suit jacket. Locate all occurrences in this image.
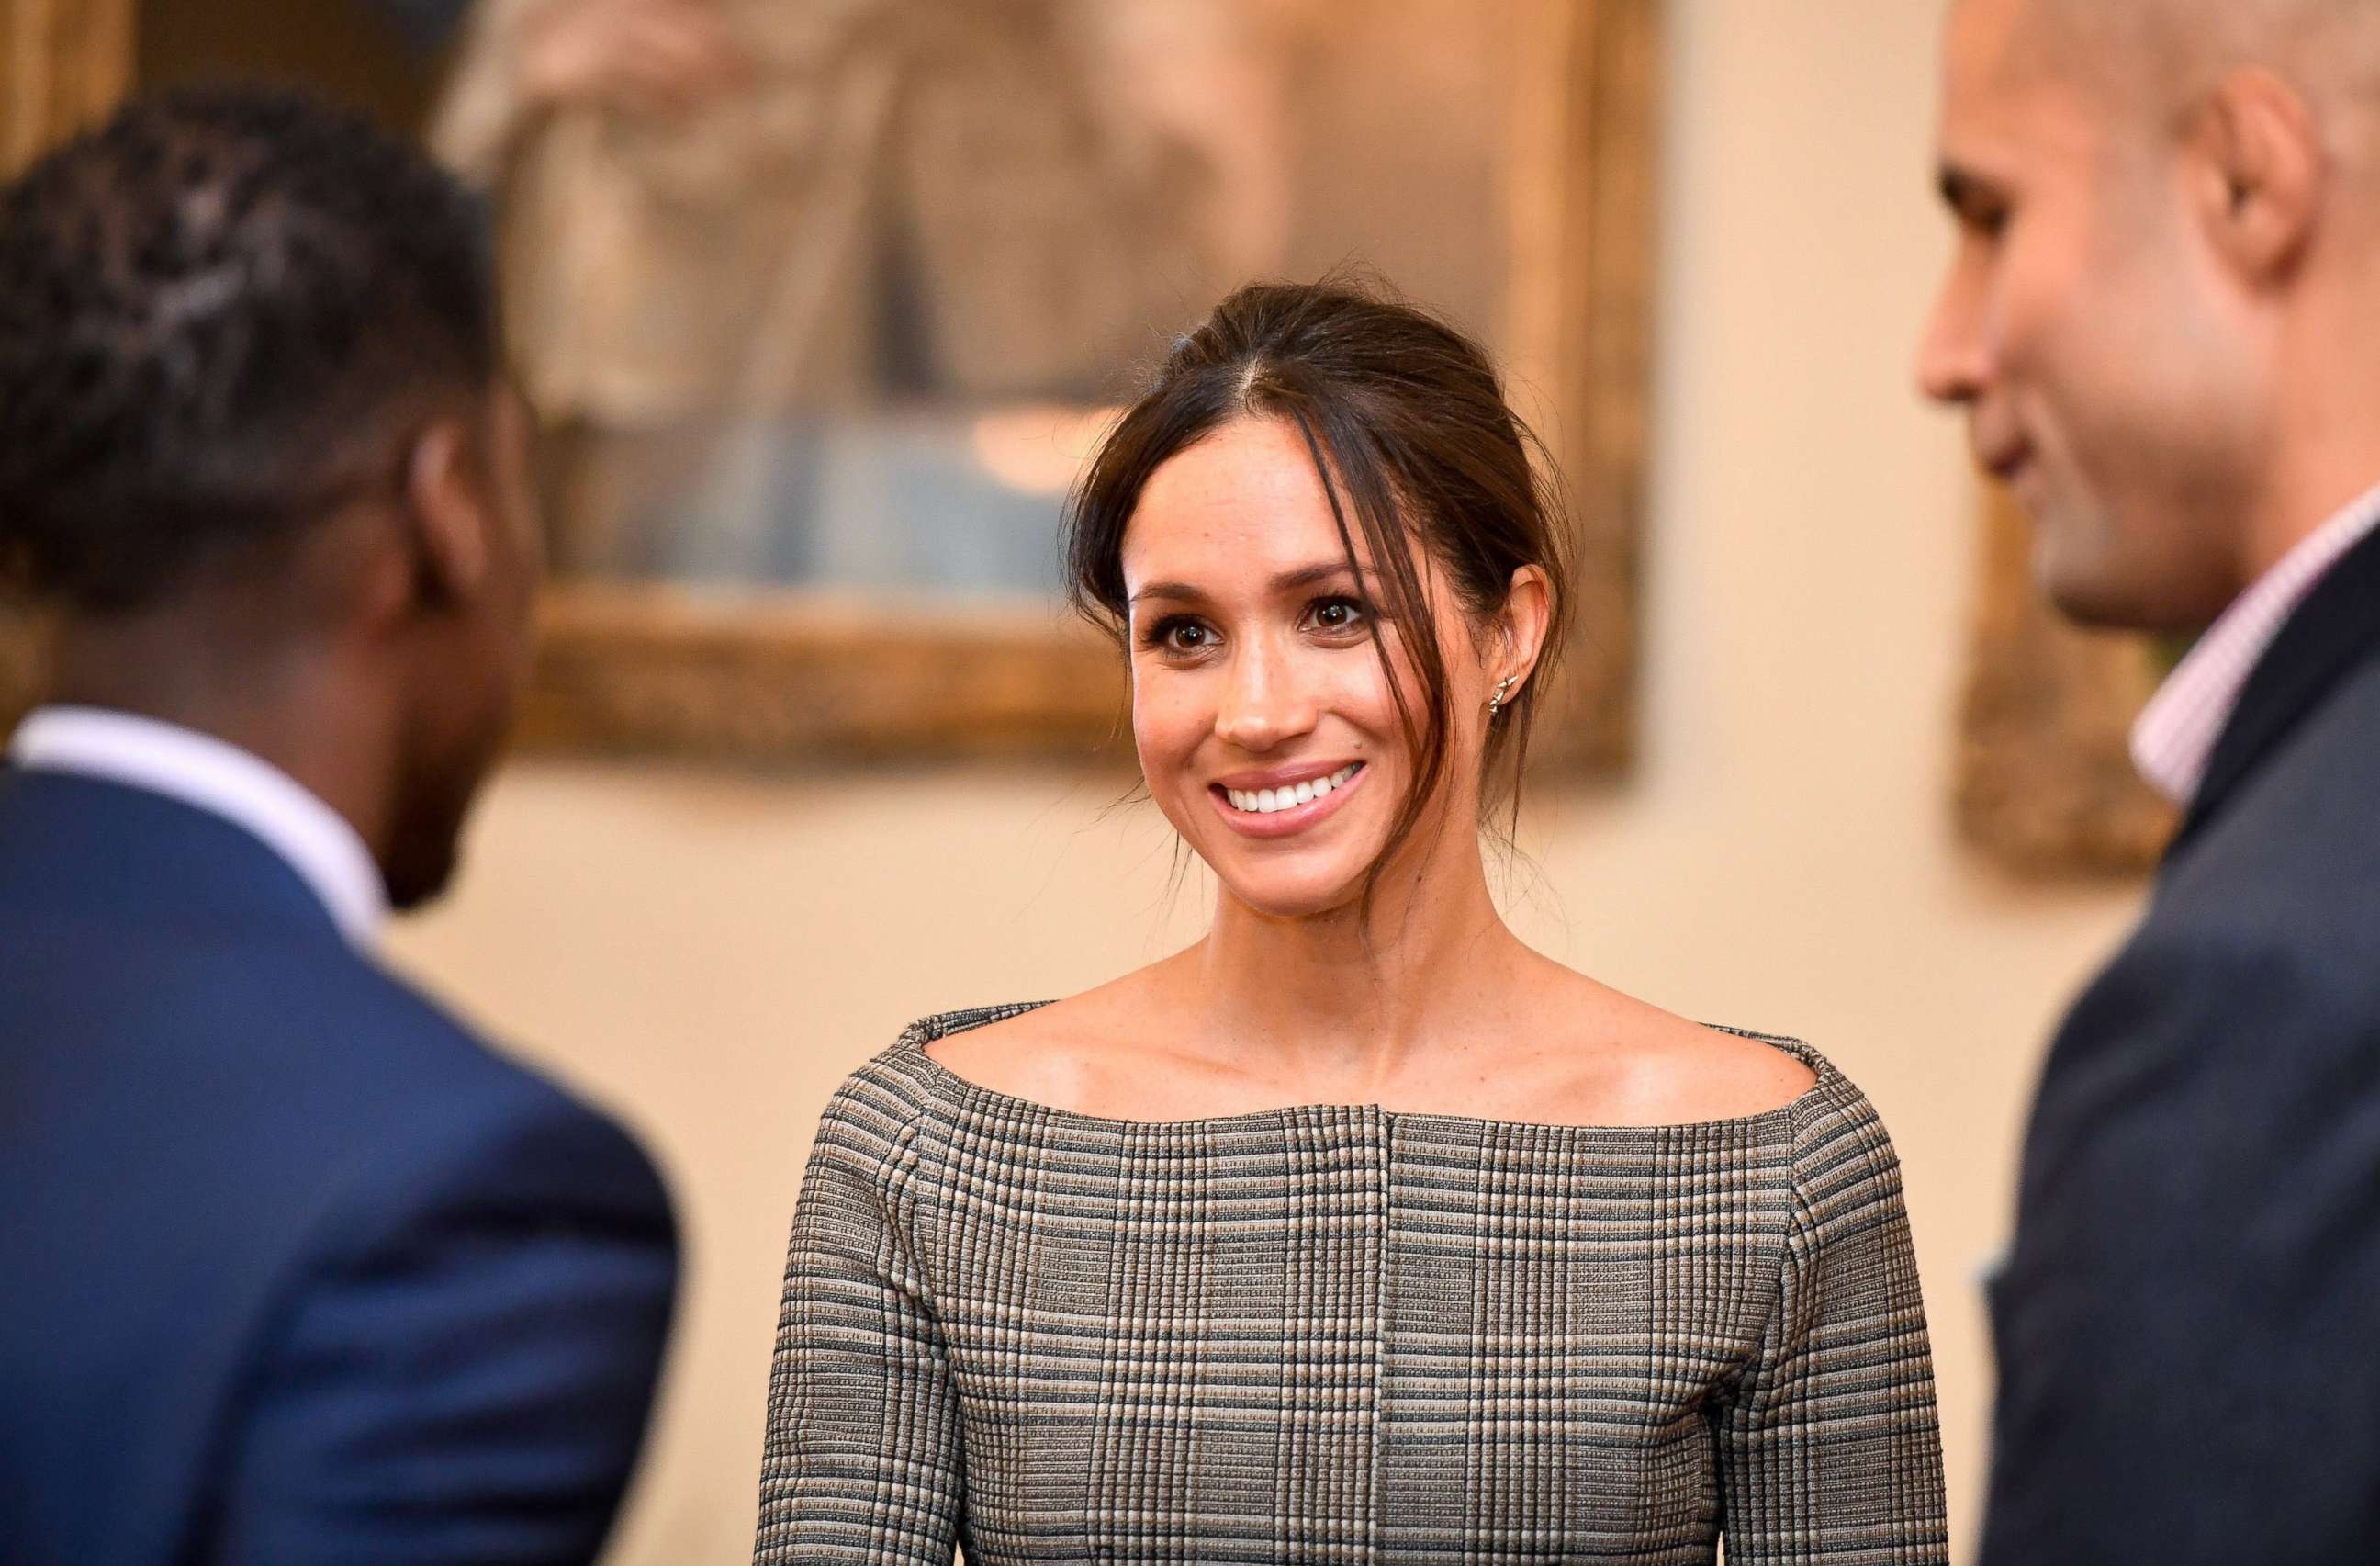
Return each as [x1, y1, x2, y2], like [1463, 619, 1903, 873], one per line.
[0, 767, 679, 1565]
[1980, 523, 2380, 1563]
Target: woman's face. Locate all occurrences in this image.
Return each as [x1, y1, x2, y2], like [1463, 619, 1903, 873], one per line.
[1120, 415, 1495, 920]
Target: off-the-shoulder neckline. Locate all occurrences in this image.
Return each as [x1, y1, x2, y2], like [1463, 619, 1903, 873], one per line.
[892, 1003, 1842, 1139]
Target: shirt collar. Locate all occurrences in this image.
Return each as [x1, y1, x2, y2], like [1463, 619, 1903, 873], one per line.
[2131, 479, 2380, 806]
[6, 706, 389, 948]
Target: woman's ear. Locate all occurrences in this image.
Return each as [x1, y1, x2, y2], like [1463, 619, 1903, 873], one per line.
[1489, 564, 1554, 694]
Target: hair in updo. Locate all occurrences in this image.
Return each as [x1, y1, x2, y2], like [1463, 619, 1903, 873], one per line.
[1065, 278, 1576, 892]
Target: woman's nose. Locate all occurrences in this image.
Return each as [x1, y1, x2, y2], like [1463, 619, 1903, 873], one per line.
[1214, 642, 1319, 752]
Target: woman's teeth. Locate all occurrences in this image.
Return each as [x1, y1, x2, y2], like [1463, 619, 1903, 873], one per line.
[1225, 763, 1361, 815]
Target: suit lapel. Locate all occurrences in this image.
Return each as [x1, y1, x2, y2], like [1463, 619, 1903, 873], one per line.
[2171, 522, 2380, 857]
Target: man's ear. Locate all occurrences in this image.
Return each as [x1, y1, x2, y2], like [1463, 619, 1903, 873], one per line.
[2191, 66, 2323, 284]
[400, 417, 491, 611]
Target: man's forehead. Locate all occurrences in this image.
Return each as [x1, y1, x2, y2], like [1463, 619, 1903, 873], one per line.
[1943, 0, 2064, 114]
[1938, 0, 2102, 171]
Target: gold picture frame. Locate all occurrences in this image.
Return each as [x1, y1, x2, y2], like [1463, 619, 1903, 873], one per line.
[1956, 489, 2177, 877]
[1, 0, 135, 728]
[2, 0, 1659, 772]
[2, 0, 134, 174]
[514, 0, 1659, 772]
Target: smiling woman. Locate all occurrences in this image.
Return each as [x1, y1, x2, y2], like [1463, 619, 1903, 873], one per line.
[1068, 281, 1570, 924]
[750, 282, 1950, 1565]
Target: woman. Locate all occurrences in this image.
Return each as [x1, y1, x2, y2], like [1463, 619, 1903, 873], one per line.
[754, 281, 1948, 1563]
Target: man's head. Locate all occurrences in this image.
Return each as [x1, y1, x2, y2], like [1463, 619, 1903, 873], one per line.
[0, 89, 542, 909]
[1918, 0, 2380, 630]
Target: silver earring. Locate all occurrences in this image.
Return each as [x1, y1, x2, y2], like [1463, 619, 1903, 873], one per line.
[1487, 674, 1518, 716]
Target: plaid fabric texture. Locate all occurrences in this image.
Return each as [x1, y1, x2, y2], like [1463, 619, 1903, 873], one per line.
[756, 1005, 1947, 1563]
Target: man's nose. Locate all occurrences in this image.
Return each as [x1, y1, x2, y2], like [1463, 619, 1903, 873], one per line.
[1915, 266, 1988, 406]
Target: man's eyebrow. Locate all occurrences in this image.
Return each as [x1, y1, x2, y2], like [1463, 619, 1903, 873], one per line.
[1937, 162, 2001, 214]
[1127, 561, 1362, 607]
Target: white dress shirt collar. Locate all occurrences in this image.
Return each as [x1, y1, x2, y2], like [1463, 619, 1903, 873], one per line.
[2131, 479, 2380, 806]
[7, 705, 389, 947]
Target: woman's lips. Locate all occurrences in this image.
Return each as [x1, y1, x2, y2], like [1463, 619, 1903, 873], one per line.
[1207, 761, 1368, 839]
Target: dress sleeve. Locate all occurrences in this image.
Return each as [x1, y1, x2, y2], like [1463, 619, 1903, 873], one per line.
[753, 1082, 965, 1564]
[1714, 1082, 1950, 1564]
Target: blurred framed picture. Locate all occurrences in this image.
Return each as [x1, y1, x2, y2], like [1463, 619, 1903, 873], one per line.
[4, 0, 1660, 772]
[0, 0, 135, 730]
[1957, 489, 2177, 877]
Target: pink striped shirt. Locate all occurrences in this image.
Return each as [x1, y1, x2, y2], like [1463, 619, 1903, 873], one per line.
[2131, 480, 2380, 806]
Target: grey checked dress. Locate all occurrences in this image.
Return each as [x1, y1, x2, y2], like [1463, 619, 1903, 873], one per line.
[755, 1005, 1948, 1563]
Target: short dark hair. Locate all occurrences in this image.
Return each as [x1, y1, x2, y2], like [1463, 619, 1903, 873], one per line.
[1067, 278, 1576, 903]
[0, 87, 498, 613]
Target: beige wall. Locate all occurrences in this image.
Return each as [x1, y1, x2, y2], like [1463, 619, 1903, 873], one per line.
[387, 2, 2144, 1559]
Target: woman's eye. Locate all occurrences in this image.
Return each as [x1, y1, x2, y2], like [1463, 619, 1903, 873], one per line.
[1308, 596, 1368, 633]
[1143, 617, 1213, 652]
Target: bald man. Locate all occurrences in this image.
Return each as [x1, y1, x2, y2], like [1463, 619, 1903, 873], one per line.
[1920, 0, 2380, 1559]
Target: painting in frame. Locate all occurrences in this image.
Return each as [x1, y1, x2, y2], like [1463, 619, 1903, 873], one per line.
[1957, 488, 2177, 877]
[1, 0, 1659, 774]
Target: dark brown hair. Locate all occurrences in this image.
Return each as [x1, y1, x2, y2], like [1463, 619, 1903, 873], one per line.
[1066, 277, 1575, 901]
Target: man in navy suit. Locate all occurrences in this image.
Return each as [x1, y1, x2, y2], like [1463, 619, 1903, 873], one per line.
[1922, 0, 2380, 1558]
[0, 90, 677, 1563]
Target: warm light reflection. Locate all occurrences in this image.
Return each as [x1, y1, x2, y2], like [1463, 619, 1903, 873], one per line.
[970, 404, 1122, 496]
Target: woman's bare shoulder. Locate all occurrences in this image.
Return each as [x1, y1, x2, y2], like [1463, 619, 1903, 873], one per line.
[1656, 1020, 1820, 1119]
[922, 969, 1180, 1112]
[1527, 963, 1819, 1126]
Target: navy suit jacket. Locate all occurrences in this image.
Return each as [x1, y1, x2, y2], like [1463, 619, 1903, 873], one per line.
[1980, 523, 2380, 1562]
[0, 768, 679, 1565]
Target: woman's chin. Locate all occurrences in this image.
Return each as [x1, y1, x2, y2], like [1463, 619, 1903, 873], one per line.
[1212, 865, 1371, 924]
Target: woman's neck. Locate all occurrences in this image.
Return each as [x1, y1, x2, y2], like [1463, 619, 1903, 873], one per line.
[1182, 833, 1533, 1095]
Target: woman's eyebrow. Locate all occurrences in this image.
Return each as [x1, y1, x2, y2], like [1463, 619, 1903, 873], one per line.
[1128, 562, 1360, 607]
[1128, 580, 1207, 607]
[1270, 560, 1361, 592]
